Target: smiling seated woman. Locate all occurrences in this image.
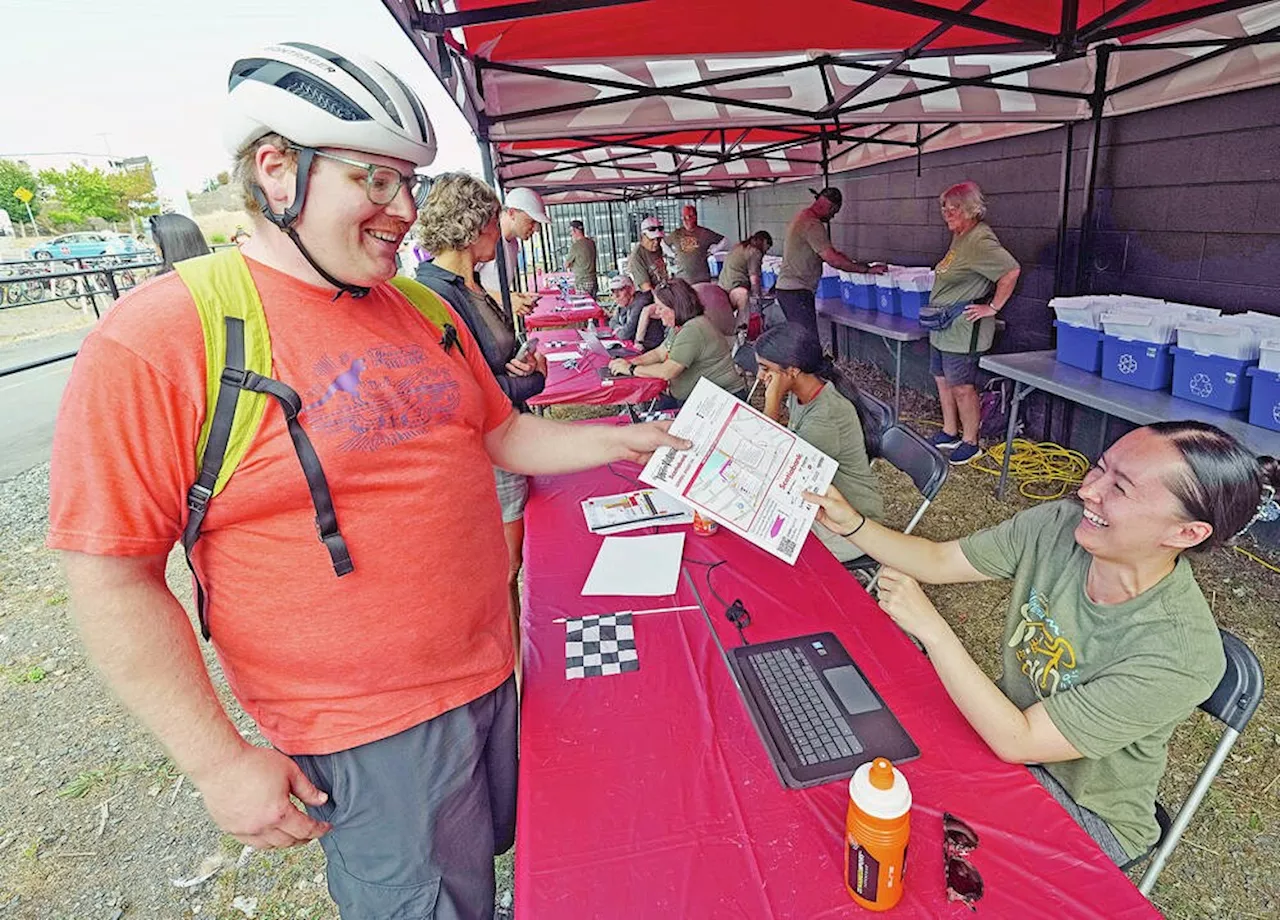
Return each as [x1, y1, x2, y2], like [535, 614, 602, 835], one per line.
[806, 421, 1279, 864]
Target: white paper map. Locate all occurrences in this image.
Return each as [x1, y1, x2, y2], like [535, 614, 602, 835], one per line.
[639, 378, 837, 564]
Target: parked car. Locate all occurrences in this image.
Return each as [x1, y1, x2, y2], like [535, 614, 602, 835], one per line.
[30, 232, 137, 260]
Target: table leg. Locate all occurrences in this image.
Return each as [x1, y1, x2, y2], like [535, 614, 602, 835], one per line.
[1095, 411, 1110, 459]
[893, 341, 903, 418]
[997, 383, 1032, 500]
[829, 319, 840, 360]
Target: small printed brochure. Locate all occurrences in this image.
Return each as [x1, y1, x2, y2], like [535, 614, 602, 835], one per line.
[639, 378, 837, 564]
[581, 489, 695, 534]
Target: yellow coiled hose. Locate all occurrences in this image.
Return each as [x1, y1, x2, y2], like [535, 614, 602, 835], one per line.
[971, 438, 1091, 501]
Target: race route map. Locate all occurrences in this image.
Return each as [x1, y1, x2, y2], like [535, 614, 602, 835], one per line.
[641, 378, 837, 564]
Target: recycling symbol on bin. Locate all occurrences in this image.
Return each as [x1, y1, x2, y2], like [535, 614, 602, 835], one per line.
[1189, 373, 1213, 398]
[1273, 403, 1280, 425]
[1117, 354, 1138, 375]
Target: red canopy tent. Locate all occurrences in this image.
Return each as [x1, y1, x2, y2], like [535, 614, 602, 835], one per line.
[383, 0, 1280, 202]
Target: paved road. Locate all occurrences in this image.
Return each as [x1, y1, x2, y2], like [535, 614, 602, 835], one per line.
[0, 329, 91, 481]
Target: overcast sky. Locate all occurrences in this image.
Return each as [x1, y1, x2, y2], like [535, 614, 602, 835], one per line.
[2, 0, 482, 199]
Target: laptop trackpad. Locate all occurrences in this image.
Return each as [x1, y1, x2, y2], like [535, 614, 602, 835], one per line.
[825, 665, 882, 716]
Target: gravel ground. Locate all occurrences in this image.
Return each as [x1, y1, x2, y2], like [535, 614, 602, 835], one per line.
[1, 355, 1276, 919]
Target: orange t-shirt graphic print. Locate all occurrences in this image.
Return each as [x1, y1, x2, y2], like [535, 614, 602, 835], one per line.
[48, 259, 515, 754]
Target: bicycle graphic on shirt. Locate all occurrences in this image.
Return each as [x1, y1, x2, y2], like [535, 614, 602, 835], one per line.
[1009, 590, 1078, 699]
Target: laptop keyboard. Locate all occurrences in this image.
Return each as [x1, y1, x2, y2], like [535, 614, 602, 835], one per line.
[746, 648, 864, 766]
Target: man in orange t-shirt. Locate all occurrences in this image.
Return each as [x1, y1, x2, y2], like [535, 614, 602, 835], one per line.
[47, 43, 684, 920]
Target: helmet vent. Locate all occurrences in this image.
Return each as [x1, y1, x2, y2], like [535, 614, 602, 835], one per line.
[280, 72, 369, 122]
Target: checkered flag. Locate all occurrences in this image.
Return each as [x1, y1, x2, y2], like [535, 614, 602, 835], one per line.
[565, 613, 639, 680]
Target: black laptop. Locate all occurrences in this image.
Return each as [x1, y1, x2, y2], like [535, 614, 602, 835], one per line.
[728, 632, 919, 789]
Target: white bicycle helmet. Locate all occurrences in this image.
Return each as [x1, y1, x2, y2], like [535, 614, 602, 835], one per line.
[224, 42, 436, 167]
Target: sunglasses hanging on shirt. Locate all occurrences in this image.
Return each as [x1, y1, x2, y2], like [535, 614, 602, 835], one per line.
[943, 812, 984, 910]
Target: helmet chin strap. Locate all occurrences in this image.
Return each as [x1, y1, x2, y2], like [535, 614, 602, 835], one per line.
[251, 146, 371, 300]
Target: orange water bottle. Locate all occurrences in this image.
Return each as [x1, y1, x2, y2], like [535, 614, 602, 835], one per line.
[845, 757, 911, 911]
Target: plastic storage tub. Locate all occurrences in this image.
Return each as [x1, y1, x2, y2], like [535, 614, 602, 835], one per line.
[873, 275, 900, 315]
[1246, 368, 1280, 431]
[1050, 297, 1107, 330]
[1261, 339, 1280, 373]
[895, 272, 933, 320]
[1101, 310, 1180, 344]
[1170, 347, 1256, 412]
[1101, 335, 1174, 390]
[838, 271, 875, 310]
[761, 270, 777, 290]
[1054, 320, 1105, 373]
[817, 266, 841, 299]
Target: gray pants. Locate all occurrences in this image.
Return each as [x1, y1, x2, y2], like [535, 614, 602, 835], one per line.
[1028, 764, 1131, 866]
[292, 676, 518, 920]
[775, 288, 818, 338]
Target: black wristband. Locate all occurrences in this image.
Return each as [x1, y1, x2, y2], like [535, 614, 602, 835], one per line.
[839, 514, 867, 539]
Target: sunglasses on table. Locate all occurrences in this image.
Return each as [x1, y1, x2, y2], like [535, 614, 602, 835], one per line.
[944, 812, 984, 910]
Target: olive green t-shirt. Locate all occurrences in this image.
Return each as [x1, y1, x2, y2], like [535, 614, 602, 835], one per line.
[667, 226, 723, 283]
[719, 243, 763, 293]
[787, 384, 883, 524]
[565, 237, 598, 293]
[959, 501, 1225, 858]
[928, 222, 1019, 354]
[777, 208, 831, 292]
[627, 243, 668, 289]
[664, 315, 741, 402]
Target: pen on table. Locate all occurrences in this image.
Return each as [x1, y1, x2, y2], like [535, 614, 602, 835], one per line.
[591, 511, 689, 532]
[552, 604, 699, 624]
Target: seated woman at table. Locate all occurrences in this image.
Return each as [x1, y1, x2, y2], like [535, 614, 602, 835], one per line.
[806, 421, 1279, 865]
[414, 172, 546, 669]
[607, 278, 745, 407]
[754, 322, 882, 563]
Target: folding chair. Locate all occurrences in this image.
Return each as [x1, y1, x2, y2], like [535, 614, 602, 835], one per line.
[843, 424, 947, 579]
[853, 390, 895, 457]
[1134, 629, 1264, 896]
[734, 344, 760, 401]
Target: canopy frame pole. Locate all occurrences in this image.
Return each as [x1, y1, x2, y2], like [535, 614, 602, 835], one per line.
[412, 0, 646, 33]
[1107, 24, 1280, 98]
[915, 124, 923, 178]
[1076, 45, 1111, 297]
[1054, 122, 1076, 297]
[1082, 0, 1262, 43]
[607, 200, 619, 279]
[820, 131, 830, 186]
[847, 0, 1055, 46]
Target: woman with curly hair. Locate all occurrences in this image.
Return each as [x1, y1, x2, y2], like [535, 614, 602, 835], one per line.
[415, 173, 546, 669]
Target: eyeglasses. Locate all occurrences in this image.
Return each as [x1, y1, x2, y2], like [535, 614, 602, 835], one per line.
[303, 148, 431, 208]
[943, 812, 984, 910]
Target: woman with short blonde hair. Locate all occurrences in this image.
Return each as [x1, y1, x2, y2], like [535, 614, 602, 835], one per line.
[415, 172, 546, 677]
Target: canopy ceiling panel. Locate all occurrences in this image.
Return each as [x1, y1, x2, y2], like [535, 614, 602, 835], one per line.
[382, 0, 1280, 199]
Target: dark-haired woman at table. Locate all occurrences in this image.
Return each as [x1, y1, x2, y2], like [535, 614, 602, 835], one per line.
[807, 421, 1278, 864]
[607, 278, 745, 407]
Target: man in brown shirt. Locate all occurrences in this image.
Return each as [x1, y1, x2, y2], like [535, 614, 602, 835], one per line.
[775, 188, 883, 336]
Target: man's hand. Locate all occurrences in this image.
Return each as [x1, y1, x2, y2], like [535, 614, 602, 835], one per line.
[195, 744, 331, 849]
[866, 263, 888, 275]
[875, 568, 948, 646]
[608, 357, 632, 376]
[963, 303, 999, 321]
[800, 483, 861, 536]
[512, 292, 539, 316]
[614, 421, 692, 465]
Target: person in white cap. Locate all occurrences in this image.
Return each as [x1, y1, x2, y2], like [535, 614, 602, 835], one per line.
[478, 185, 548, 309]
[46, 41, 686, 920]
[627, 215, 669, 291]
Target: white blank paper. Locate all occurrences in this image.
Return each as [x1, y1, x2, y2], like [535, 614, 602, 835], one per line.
[581, 533, 685, 597]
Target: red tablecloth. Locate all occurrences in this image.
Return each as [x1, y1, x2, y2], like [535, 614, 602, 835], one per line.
[527, 331, 666, 407]
[525, 295, 609, 329]
[517, 464, 1161, 919]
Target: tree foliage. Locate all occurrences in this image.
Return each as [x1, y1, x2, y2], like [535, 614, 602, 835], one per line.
[35, 162, 159, 225]
[0, 159, 41, 224]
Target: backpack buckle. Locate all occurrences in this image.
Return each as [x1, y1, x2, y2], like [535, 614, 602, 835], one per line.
[221, 367, 252, 388]
[187, 483, 214, 514]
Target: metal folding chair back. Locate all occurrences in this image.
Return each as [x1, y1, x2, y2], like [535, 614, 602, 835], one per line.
[877, 424, 948, 536]
[853, 390, 895, 460]
[1138, 629, 1264, 896]
[734, 344, 760, 402]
